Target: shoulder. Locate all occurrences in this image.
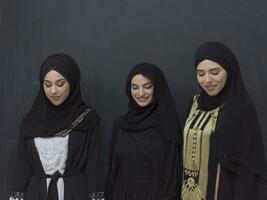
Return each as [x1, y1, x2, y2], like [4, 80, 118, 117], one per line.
[230, 98, 258, 118]
[87, 107, 100, 118]
[192, 94, 200, 102]
[189, 94, 199, 110]
[84, 107, 100, 124]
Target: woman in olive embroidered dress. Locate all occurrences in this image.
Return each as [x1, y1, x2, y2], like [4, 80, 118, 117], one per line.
[106, 63, 183, 200]
[181, 41, 267, 200]
[9, 53, 105, 200]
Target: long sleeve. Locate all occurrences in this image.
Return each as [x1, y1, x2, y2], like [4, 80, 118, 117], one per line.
[84, 124, 106, 200]
[160, 141, 182, 200]
[9, 135, 33, 200]
[233, 178, 259, 200]
[105, 119, 121, 200]
[217, 165, 260, 200]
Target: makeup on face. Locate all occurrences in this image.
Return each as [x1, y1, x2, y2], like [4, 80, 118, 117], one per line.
[43, 70, 70, 106]
[131, 74, 154, 107]
[196, 59, 228, 96]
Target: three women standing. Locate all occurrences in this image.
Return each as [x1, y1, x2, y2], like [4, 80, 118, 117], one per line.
[9, 42, 267, 200]
[105, 63, 183, 200]
[181, 41, 267, 200]
[9, 54, 105, 200]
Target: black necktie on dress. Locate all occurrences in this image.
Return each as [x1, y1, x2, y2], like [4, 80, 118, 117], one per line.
[47, 171, 62, 200]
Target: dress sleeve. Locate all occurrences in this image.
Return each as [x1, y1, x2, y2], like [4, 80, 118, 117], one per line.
[218, 166, 260, 200]
[9, 135, 33, 200]
[105, 119, 121, 200]
[233, 178, 259, 200]
[84, 124, 106, 200]
[160, 141, 182, 200]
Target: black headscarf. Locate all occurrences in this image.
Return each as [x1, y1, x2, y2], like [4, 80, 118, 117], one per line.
[195, 41, 267, 184]
[194, 41, 234, 110]
[122, 62, 181, 143]
[21, 53, 98, 138]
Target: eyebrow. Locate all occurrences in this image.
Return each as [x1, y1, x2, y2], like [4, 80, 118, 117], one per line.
[131, 81, 152, 86]
[44, 79, 65, 82]
[197, 67, 221, 72]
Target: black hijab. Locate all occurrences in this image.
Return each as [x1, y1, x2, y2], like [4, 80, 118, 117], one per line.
[21, 53, 98, 138]
[195, 41, 267, 183]
[122, 62, 181, 143]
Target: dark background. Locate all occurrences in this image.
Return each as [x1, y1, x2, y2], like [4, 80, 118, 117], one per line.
[1, 0, 267, 199]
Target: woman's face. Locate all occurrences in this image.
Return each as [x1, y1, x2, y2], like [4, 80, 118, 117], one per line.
[131, 74, 154, 107]
[196, 59, 228, 96]
[43, 70, 70, 106]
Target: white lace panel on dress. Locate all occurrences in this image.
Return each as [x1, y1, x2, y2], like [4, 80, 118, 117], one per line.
[34, 135, 69, 200]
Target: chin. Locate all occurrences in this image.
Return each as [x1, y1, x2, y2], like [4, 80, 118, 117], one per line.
[49, 100, 63, 106]
[205, 90, 220, 96]
[137, 103, 149, 107]
[207, 93, 216, 96]
[52, 102, 61, 106]
[137, 100, 153, 108]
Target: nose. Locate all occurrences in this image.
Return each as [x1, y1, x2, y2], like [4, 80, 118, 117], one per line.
[203, 74, 212, 84]
[138, 88, 145, 96]
[51, 85, 58, 94]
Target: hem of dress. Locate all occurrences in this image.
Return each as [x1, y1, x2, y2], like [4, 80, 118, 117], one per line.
[9, 191, 25, 200]
[89, 191, 105, 200]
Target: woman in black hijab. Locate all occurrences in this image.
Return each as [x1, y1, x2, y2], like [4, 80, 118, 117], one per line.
[105, 63, 183, 200]
[9, 53, 105, 200]
[181, 41, 267, 200]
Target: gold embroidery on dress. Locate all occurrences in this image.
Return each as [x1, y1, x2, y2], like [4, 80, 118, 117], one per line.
[181, 96, 220, 200]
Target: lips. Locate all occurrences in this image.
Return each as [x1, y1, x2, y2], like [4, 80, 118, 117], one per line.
[50, 96, 60, 101]
[137, 98, 149, 102]
[204, 85, 217, 91]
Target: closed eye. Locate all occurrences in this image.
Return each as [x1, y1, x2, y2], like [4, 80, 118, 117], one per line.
[144, 83, 153, 89]
[197, 71, 205, 77]
[56, 80, 66, 87]
[131, 84, 139, 90]
[210, 69, 221, 75]
[44, 81, 52, 87]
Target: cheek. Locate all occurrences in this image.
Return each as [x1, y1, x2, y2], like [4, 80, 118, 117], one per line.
[59, 84, 70, 98]
[197, 76, 204, 86]
[43, 86, 50, 97]
[131, 89, 137, 97]
[220, 78, 228, 89]
[63, 87, 70, 97]
[145, 89, 154, 100]
[215, 75, 227, 87]
[148, 89, 154, 97]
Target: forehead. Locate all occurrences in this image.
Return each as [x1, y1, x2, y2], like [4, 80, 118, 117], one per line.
[44, 70, 66, 81]
[197, 59, 223, 71]
[131, 74, 152, 84]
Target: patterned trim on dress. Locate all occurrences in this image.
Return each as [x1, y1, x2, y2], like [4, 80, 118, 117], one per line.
[9, 191, 25, 200]
[89, 191, 105, 200]
[53, 108, 92, 137]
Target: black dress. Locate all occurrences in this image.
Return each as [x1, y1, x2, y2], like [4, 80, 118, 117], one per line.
[106, 63, 183, 200]
[106, 118, 180, 200]
[9, 111, 105, 200]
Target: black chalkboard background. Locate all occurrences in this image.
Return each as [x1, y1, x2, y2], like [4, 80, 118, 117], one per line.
[1, 0, 267, 199]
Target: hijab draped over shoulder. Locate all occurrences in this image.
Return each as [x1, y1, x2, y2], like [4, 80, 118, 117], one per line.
[105, 63, 182, 200]
[122, 62, 182, 143]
